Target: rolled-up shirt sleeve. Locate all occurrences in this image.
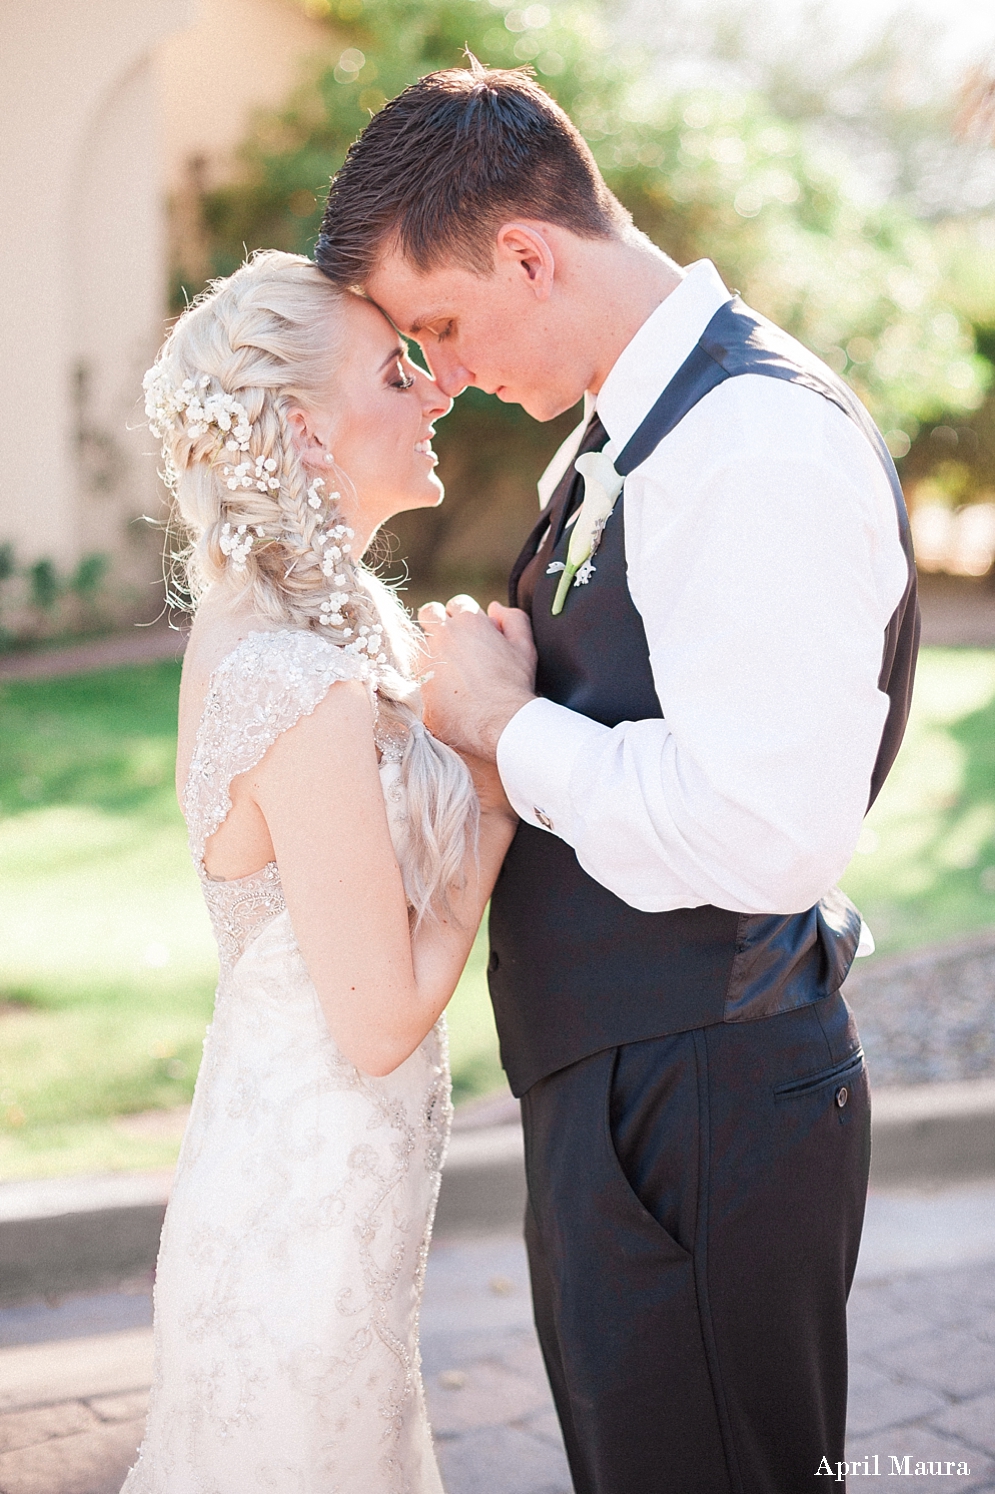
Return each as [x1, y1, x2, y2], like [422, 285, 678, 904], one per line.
[496, 376, 910, 916]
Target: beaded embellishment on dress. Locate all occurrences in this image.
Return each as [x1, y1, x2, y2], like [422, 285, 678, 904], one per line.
[121, 629, 450, 1494]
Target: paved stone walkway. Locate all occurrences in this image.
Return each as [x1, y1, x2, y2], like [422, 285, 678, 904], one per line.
[421, 1223, 995, 1494]
[1, 1182, 993, 1494]
[0, 623, 186, 682]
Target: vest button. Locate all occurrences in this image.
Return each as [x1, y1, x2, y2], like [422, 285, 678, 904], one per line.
[835, 1086, 849, 1108]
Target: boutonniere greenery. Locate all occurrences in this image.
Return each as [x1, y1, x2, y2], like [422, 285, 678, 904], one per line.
[548, 450, 625, 615]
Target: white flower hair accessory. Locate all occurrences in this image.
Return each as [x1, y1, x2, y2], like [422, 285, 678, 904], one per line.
[306, 478, 388, 665]
[219, 522, 267, 572]
[143, 368, 253, 453]
[224, 455, 280, 494]
[144, 363, 388, 670]
[143, 364, 281, 573]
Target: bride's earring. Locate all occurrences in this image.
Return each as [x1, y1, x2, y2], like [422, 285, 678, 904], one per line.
[324, 452, 335, 465]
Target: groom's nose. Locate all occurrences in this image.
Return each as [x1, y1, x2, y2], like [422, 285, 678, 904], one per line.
[422, 345, 472, 400]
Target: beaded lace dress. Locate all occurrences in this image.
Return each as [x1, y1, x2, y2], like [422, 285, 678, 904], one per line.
[121, 630, 451, 1494]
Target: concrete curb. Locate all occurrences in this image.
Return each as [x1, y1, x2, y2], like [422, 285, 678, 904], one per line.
[870, 1076, 995, 1182]
[0, 1173, 173, 1309]
[2, 1079, 993, 1307]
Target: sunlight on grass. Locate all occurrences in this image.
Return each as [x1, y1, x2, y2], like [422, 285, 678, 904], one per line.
[0, 661, 502, 1178]
[1, 647, 992, 1180]
[840, 649, 995, 952]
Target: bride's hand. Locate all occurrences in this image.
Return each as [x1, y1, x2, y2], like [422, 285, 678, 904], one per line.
[417, 596, 538, 761]
[459, 751, 518, 823]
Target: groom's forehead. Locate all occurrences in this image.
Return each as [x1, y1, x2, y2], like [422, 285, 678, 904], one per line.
[367, 253, 488, 332]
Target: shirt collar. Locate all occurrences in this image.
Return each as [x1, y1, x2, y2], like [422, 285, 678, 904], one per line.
[595, 260, 733, 458]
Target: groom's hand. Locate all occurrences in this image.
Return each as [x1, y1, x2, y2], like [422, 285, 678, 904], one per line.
[418, 596, 537, 761]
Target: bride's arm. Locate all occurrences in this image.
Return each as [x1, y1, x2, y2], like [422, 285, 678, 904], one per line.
[245, 678, 517, 1076]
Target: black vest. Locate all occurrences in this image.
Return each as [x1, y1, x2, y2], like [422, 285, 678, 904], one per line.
[488, 297, 920, 1097]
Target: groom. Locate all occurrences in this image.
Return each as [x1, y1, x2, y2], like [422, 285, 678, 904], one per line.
[316, 65, 918, 1494]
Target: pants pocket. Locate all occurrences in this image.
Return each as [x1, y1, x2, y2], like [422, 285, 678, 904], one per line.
[603, 1040, 697, 1256]
[773, 1046, 865, 1103]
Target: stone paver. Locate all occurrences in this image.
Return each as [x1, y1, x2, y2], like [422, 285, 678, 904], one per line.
[930, 1395, 995, 1460]
[1, 1194, 994, 1493]
[0, 1404, 101, 1457]
[861, 1331, 995, 1402]
[845, 1357, 948, 1437]
[842, 1427, 992, 1491]
[0, 1412, 146, 1494]
[435, 1424, 571, 1494]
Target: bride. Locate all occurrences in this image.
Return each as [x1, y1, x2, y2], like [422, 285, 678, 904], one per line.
[122, 250, 521, 1492]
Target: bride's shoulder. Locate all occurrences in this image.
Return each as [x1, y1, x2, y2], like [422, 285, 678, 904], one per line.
[214, 627, 369, 693]
[177, 613, 375, 795]
[184, 601, 370, 701]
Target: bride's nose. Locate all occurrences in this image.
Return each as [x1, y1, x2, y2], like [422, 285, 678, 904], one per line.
[417, 368, 453, 420]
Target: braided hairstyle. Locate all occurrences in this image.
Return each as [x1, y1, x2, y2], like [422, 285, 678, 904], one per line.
[146, 250, 477, 919]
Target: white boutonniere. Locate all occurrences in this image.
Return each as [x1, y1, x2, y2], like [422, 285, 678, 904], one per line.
[549, 450, 625, 615]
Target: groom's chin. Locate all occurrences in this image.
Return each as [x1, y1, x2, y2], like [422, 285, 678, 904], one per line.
[504, 389, 580, 423]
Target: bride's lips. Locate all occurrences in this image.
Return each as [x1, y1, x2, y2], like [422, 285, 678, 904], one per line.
[415, 431, 438, 464]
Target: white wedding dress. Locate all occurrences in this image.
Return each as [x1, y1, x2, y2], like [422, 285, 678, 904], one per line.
[122, 630, 451, 1494]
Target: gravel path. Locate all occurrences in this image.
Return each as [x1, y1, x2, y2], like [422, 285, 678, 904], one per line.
[846, 930, 995, 1086]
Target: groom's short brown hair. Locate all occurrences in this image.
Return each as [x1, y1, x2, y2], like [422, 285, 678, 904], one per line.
[315, 64, 629, 287]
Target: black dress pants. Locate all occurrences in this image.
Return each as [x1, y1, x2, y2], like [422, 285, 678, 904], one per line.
[520, 991, 870, 1494]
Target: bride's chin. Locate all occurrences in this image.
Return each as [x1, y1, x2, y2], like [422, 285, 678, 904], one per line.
[410, 479, 446, 511]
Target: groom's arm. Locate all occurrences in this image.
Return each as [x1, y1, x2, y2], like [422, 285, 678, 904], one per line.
[422, 377, 910, 916]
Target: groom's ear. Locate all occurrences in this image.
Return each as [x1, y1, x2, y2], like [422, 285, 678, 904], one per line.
[494, 223, 555, 302]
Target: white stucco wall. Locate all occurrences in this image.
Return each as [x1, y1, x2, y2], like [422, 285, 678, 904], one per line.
[156, 0, 332, 192]
[0, 0, 333, 625]
[0, 0, 195, 609]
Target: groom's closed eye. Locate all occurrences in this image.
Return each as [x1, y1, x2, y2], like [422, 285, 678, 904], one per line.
[410, 317, 455, 344]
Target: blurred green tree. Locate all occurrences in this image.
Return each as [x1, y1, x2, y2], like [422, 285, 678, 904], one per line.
[171, 0, 992, 595]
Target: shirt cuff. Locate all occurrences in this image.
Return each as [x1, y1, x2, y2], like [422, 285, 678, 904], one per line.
[496, 696, 610, 840]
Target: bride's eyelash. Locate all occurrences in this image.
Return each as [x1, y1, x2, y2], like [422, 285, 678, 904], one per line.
[391, 372, 415, 391]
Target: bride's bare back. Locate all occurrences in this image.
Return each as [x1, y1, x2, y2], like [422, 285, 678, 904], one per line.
[177, 590, 512, 1078]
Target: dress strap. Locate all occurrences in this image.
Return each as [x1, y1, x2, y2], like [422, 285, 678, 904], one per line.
[183, 629, 372, 868]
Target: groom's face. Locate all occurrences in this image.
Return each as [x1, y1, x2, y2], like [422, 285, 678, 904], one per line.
[365, 244, 584, 423]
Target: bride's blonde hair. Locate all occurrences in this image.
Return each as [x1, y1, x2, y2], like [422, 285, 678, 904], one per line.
[146, 249, 476, 919]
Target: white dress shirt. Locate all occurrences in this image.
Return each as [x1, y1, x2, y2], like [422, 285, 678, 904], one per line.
[496, 260, 910, 917]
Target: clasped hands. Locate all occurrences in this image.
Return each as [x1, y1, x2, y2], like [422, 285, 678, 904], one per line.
[416, 596, 537, 807]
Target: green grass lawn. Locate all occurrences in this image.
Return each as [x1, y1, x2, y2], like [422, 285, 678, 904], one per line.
[1, 647, 993, 1180]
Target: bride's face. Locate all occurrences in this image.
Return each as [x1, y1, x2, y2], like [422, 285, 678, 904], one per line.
[301, 294, 452, 547]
